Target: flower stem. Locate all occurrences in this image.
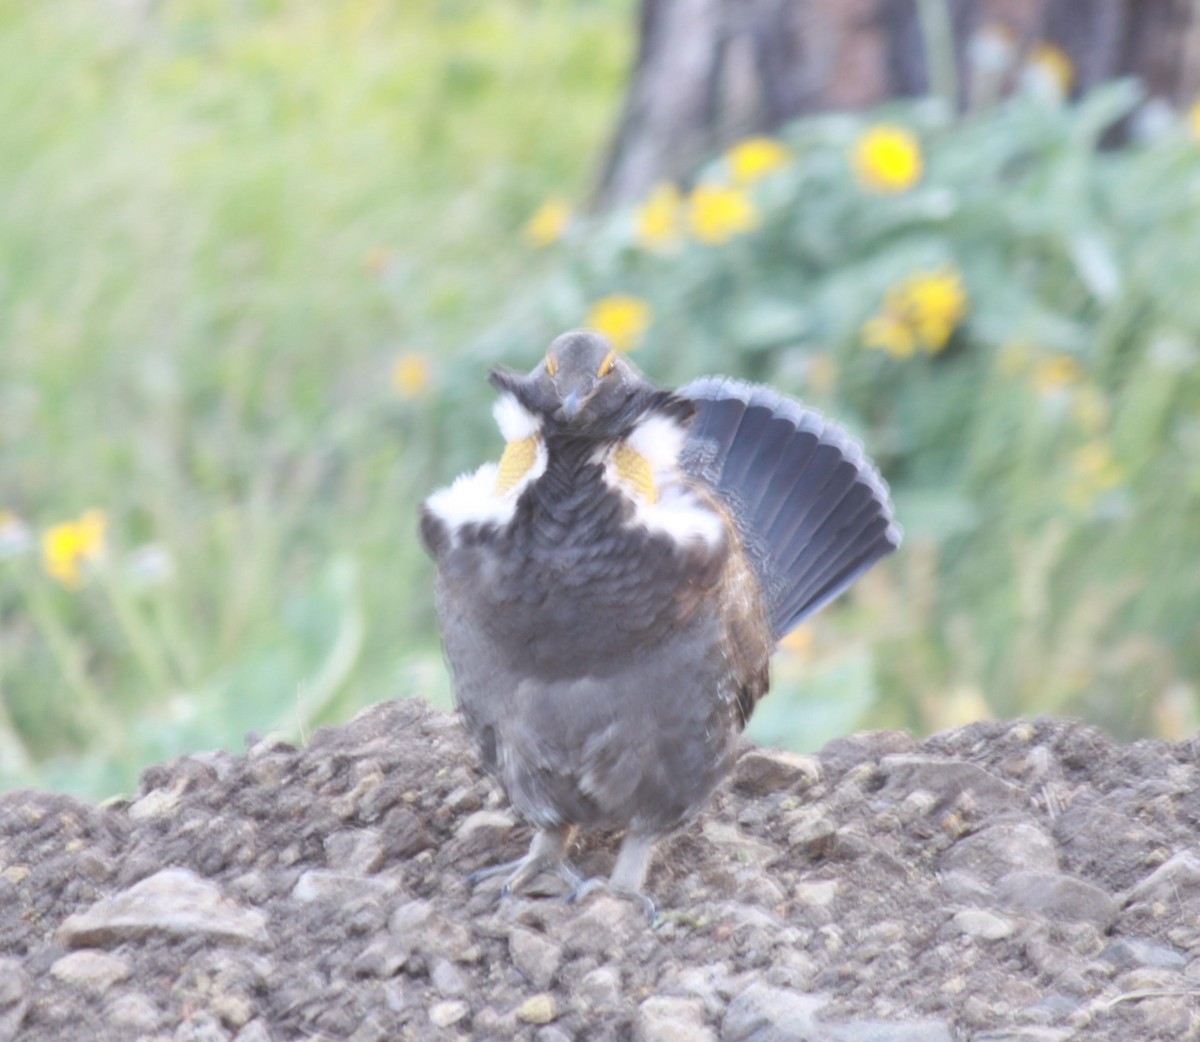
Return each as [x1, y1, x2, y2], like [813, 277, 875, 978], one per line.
[916, 0, 959, 114]
[97, 566, 176, 699]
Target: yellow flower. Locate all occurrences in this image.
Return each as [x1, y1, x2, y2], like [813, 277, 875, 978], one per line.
[41, 509, 106, 589]
[1072, 442, 1122, 484]
[363, 245, 394, 275]
[634, 183, 683, 251]
[851, 125, 923, 194]
[585, 295, 653, 352]
[687, 183, 761, 244]
[1065, 440, 1123, 508]
[902, 271, 968, 348]
[393, 353, 432, 399]
[523, 198, 571, 247]
[862, 268, 968, 357]
[1027, 42, 1074, 95]
[1032, 354, 1082, 395]
[726, 137, 790, 185]
[1188, 97, 1200, 139]
[861, 315, 918, 359]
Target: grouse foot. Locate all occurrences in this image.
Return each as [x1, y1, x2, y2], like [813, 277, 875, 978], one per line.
[565, 830, 659, 923]
[566, 876, 657, 924]
[466, 825, 580, 896]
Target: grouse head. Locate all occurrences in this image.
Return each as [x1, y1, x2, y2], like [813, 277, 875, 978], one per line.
[488, 330, 692, 441]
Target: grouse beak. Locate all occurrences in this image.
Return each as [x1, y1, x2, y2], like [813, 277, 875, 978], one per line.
[559, 390, 583, 421]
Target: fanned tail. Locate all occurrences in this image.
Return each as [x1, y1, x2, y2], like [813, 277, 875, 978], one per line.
[678, 378, 900, 640]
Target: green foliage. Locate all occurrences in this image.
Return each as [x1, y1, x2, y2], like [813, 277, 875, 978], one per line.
[475, 84, 1200, 745]
[0, 0, 629, 795]
[3, 0, 1198, 800]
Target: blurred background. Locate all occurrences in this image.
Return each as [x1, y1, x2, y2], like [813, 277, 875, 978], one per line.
[2, 0, 1199, 799]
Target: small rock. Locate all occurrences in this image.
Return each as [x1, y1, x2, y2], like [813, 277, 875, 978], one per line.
[996, 871, 1118, 928]
[879, 755, 1020, 810]
[445, 783, 485, 815]
[1125, 852, 1200, 908]
[733, 748, 821, 793]
[952, 909, 1015, 940]
[1052, 799, 1166, 891]
[822, 1021, 955, 1042]
[1023, 934, 1092, 994]
[938, 869, 994, 904]
[739, 872, 787, 908]
[429, 1000, 469, 1028]
[247, 751, 291, 787]
[231, 1020, 273, 1042]
[379, 806, 432, 858]
[785, 809, 836, 857]
[1138, 994, 1197, 1038]
[1056, 920, 1103, 957]
[50, 950, 132, 994]
[577, 966, 621, 1010]
[509, 927, 563, 989]
[766, 950, 818, 992]
[1115, 966, 1186, 993]
[722, 982, 827, 1042]
[330, 768, 385, 820]
[174, 1012, 232, 1042]
[212, 993, 254, 1029]
[969, 1030, 1073, 1042]
[59, 868, 269, 948]
[323, 829, 384, 873]
[454, 809, 518, 854]
[388, 898, 433, 938]
[940, 821, 1059, 886]
[566, 895, 642, 957]
[430, 956, 467, 996]
[353, 937, 411, 979]
[1101, 937, 1188, 970]
[940, 976, 967, 995]
[127, 785, 182, 821]
[537, 1027, 574, 1042]
[290, 870, 397, 903]
[898, 789, 938, 822]
[663, 963, 733, 1017]
[105, 993, 161, 1032]
[818, 731, 918, 774]
[472, 1006, 515, 1036]
[516, 993, 556, 1025]
[792, 879, 838, 907]
[0, 959, 29, 1042]
[636, 995, 713, 1042]
[414, 914, 479, 964]
[702, 820, 779, 866]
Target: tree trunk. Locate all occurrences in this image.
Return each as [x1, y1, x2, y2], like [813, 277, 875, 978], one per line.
[595, 0, 1200, 206]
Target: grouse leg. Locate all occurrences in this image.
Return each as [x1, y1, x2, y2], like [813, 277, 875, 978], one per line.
[567, 831, 658, 923]
[466, 825, 580, 896]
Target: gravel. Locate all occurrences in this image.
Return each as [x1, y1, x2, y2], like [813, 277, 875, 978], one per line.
[1, 699, 1199, 1041]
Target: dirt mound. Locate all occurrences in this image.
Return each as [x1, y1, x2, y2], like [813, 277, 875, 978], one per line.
[1, 699, 1198, 1041]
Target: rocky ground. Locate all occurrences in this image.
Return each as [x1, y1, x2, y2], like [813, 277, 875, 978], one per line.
[1, 699, 1199, 1041]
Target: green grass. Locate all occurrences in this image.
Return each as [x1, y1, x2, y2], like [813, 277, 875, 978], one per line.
[463, 85, 1200, 750]
[4, 2, 1198, 801]
[0, 0, 633, 796]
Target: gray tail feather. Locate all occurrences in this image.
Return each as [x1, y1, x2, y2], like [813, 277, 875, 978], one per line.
[678, 377, 901, 640]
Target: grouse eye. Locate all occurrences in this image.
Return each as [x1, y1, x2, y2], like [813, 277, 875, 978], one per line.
[597, 349, 617, 378]
[545, 353, 559, 377]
